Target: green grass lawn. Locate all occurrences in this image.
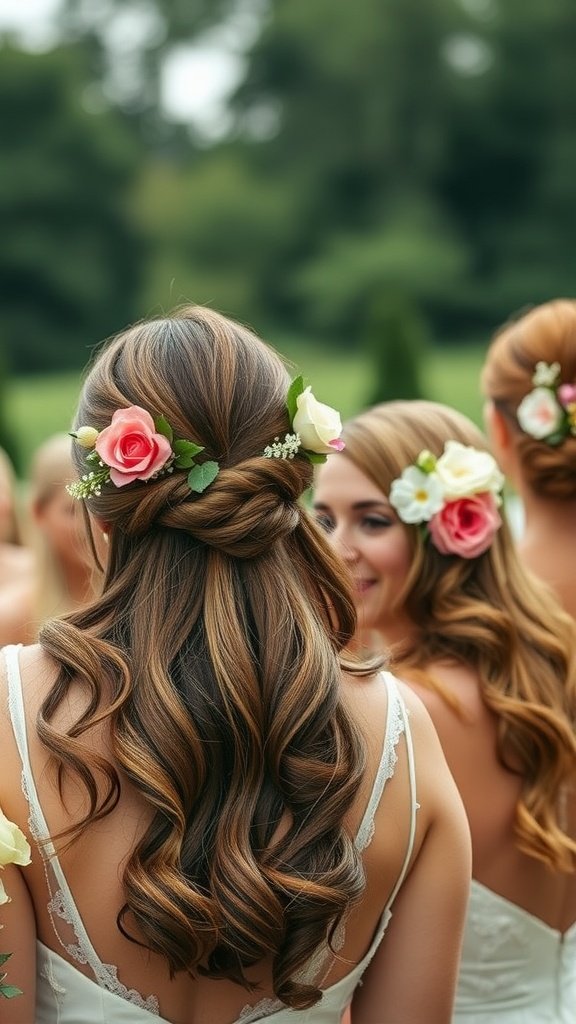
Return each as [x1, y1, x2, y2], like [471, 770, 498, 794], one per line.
[7, 342, 487, 474]
[278, 339, 486, 427]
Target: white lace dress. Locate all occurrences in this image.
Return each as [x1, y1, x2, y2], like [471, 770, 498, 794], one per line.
[453, 880, 576, 1023]
[4, 644, 418, 1024]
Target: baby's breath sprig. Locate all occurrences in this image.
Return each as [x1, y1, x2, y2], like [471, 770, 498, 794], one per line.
[263, 432, 302, 460]
[67, 448, 110, 499]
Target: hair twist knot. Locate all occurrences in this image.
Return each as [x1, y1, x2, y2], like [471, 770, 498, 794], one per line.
[120, 457, 309, 558]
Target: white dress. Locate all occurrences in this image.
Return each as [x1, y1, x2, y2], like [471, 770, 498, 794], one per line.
[4, 644, 418, 1024]
[453, 880, 576, 1023]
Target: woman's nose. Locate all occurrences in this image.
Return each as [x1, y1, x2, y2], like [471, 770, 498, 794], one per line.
[331, 526, 359, 564]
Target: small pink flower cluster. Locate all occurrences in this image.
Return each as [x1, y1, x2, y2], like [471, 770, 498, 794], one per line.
[516, 361, 576, 445]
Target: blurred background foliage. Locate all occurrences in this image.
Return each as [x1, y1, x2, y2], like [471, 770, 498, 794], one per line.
[2, 0, 576, 465]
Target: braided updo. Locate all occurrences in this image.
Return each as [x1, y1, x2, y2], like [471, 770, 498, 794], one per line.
[40, 305, 367, 1010]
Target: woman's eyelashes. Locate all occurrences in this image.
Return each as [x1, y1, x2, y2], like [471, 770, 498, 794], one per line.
[314, 511, 335, 533]
[360, 514, 394, 532]
[313, 511, 394, 534]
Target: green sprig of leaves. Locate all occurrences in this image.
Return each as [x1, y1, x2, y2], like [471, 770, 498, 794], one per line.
[155, 416, 220, 492]
[0, 954, 22, 1000]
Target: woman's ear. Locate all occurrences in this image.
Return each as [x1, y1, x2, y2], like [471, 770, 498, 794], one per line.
[484, 400, 517, 481]
[484, 400, 511, 453]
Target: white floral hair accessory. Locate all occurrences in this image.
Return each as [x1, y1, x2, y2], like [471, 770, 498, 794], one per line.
[263, 376, 345, 464]
[516, 361, 576, 445]
[389, 441, 504, 559]
[0, 808, 32, 999]
[67, 405, 219, 499]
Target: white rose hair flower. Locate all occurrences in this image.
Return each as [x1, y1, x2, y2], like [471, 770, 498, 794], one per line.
[263, 376, 345, 464]
[389, 442, 504, 559]
[516, 361, 576, 446]
[435, 440, 505, 504]
[0, 808, 32, 1000]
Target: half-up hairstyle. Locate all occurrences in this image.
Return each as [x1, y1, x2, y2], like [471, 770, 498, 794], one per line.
[482, 299, 576, 499]
[38, 306, 370, 1008]
[343, 399, 576, 872]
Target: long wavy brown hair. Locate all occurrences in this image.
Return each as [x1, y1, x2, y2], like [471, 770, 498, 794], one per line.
[343, 399, 576, 872]
[481, 299, 576, 499]
[37, 306, 372, 1008]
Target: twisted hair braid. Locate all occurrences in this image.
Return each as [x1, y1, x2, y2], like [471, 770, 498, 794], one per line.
[38, 306, 372, 1007]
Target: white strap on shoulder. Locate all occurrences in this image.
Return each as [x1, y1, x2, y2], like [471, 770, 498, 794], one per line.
[355, 670, 407, 852]
[3, 644, 160, 1013]
[5, 644, 27, 761]
[4, 644, 45, 821]
[383, 673, 418, 909]
[4, 644, 69, 864]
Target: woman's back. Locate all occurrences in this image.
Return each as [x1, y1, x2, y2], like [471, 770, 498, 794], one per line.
[409, 659, 576, 1021]
[1, 643, 468, 1024]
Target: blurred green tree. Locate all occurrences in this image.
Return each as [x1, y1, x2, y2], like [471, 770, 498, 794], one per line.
[363, 293, 426, 405]
[135, 148, 298, 323]
[0, 45, 144, 372]
[0, 353, 20, 468]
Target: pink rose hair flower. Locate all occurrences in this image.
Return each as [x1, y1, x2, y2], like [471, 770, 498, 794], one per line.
[428, 493, 502, 559]
[95, 406, 173, 486]
[68, 405, 219, 499]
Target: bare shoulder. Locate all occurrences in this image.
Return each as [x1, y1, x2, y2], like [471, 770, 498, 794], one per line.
[390, 675, 470, 813]
[0, 580, 34, 645]
[400, 660, 486, 733]
[0, 643, 55, 728]
[341, 668, 449, 753]
[343, 669, 466, 826]
[0, 544, 34, 589]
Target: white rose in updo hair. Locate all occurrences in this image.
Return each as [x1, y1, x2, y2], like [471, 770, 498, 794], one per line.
[516, 386, 564, 440]
[0, 809, 31, 869]
[292, 386, 345, 454]
[435, 441, 504, 502]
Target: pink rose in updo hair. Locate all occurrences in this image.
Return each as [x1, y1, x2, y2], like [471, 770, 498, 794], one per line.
[558, 383, 576, 408]
[428, 492, 502, 559]
[95, 406, 173, 486]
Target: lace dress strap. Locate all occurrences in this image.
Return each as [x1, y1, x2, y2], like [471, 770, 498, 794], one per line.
[378, 672, 418, 907]
[3, 644, 159, 1015]
[355, 672, 417, 865]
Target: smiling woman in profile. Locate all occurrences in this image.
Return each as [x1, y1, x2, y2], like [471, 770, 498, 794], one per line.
[314, 398, 576, 1022]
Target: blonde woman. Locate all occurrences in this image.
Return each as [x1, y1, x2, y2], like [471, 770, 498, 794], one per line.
[482, 298, 576, 619]
[0, 308, 470, 1023]
[0, 434, 94, 645]
[314, 399, 576, 1022]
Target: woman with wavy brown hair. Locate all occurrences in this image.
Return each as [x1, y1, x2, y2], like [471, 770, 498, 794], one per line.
[314, 399, 576, 1022]
[0, 308, 470, 1024]
[482, 298, 576, 620]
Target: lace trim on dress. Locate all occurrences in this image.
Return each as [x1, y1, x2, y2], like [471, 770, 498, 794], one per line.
[6, 647, 160, 1017]
[355, 687, 405, 854]
[237, 678, 409, 1024]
